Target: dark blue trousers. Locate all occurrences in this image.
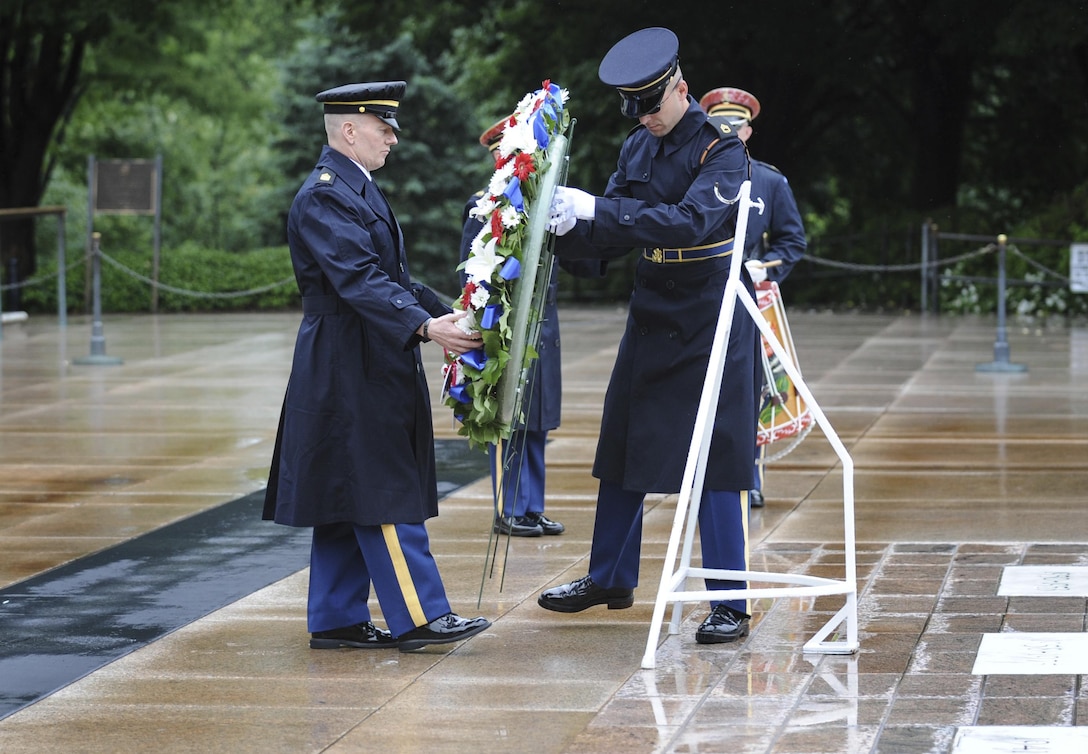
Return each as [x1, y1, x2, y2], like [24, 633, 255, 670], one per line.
[307, 521, 451, 637]
[588, 479, 750, 615]
[489, 429, 548, 518]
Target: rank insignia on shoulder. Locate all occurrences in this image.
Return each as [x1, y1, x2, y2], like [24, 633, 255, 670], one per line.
[317, 171, 336, 185]
[707, 114, 735, 136]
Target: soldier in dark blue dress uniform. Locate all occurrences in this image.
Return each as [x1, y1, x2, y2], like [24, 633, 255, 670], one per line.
[537, 28, 762, 644]
[699, 87, 807, 509]
[264, 81, 489, 652]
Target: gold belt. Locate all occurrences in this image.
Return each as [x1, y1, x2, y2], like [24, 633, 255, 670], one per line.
[643, 237, 735, 263]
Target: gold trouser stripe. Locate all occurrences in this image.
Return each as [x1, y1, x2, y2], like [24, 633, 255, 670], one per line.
[381, 524, 427, 626]
[495, 438, 505, 517]
[741, 490, 751, 615]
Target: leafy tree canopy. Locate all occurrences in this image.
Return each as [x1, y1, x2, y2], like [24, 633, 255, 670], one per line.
[4, 0, 1088, 312]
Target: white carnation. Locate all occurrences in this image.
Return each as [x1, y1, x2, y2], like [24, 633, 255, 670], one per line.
[469, 285, 490, 309]
[454, 311, 478, 335]
[487, 161, 515, 196]
[500, 205, 522, 229]
[501, 119, 538, 156]
[469, 194, 497, 220]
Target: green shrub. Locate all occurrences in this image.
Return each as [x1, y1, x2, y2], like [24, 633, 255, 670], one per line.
[19, 243, 299, 314]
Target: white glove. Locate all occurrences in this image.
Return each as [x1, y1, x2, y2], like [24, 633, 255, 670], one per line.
[551, 186, 596, 222]
[547, 192, 574, 232]
[551, 215, 577, 236]
[745, 259, 768, 284]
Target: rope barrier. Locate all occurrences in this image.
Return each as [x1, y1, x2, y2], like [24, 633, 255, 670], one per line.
[801, 243, 995, 273]
[0, 252, 90, 292]
[0, 237, 1074, 305]
[1005, 244, 1071, 284]
[98, 251, 295, 299]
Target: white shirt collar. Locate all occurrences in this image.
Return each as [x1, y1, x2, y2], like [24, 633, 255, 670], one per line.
[349, 158, 372, 181]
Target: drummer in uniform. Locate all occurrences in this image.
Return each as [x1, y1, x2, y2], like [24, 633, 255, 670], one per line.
[538, 27, 761, 644]
[699, 87, 807, 508]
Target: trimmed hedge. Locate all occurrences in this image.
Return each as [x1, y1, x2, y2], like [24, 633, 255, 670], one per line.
[19, 243, 299, 313]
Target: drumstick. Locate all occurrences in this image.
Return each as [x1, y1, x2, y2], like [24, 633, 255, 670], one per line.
[751, 259, 783, 268]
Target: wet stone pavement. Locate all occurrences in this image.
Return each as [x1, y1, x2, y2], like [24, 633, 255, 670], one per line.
[0, 306, 1086, 753]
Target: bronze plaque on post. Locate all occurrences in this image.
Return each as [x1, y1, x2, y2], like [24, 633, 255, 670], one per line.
[95, 160, 157, 215]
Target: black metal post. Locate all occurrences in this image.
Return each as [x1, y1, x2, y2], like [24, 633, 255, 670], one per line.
[73, 232, 123, 365]
[976, 233, 1027, 373]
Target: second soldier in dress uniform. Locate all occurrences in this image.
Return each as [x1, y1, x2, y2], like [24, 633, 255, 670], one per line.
[539, 28, 761, 644]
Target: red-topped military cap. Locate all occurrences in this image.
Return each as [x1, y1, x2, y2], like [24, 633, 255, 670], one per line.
[698, 87, 761, 124]
[479, 116, 510, 152]
[316, 81, 406, 130]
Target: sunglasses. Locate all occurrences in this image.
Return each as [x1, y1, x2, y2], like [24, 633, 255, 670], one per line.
[618, 74, 679, 118]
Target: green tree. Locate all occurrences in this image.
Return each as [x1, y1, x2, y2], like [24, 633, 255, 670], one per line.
[9, 0, 1088, 314]
[276, 5, 485, 297]
[0, 0, 217, 276]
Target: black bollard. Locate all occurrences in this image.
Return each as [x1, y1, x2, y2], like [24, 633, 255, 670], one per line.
[976, 234, 1027, 373]
[73, 232, 123, 366]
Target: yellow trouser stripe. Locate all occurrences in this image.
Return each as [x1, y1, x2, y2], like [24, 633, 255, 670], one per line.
[741, 490, 751, 615]
[381, 524, 427, 626]
[495, 438, 505, 517]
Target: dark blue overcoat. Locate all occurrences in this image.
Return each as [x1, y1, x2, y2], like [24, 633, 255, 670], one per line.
[554, 99, 760, 493]
[264, 146, 451, 527]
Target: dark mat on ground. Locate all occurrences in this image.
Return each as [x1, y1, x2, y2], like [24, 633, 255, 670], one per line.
[0, 438, 487, 720]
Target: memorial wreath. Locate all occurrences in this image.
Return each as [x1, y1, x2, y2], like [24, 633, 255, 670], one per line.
[442, 81, 571, 449]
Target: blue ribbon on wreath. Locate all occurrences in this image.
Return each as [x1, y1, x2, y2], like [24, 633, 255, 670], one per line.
[481, 303, 503, 330]
[502, 177, 524, 212]
[533, 113, 550, 149]
[461, 348, 487, 370]
[498, 257, 521, 280]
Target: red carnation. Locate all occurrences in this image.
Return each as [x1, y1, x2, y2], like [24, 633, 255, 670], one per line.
[513, 152, 536, 181]
[460, 280, 477, 309]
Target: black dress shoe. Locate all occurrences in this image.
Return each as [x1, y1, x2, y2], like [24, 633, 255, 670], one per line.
[525, 511, 565, 535]
[750, 489, 765, 508]
[695, 604, 751, 644]
[538, 575, 634, 613]
[397, 613, 491, 652]
[310, 621, 398, 649]
[494, 515, 543, 537]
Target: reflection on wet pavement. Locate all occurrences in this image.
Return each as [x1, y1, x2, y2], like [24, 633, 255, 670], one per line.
[0, 308, 1086, 752]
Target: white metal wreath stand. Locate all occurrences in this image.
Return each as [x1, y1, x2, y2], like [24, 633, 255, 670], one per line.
[640, 180, 859, 669]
